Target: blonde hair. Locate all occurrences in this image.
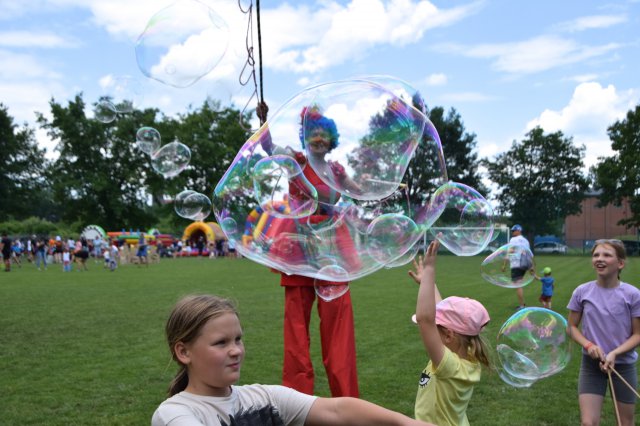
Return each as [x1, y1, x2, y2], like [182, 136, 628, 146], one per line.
[164, 294, 239, 396]
[439, 325, 491, 368]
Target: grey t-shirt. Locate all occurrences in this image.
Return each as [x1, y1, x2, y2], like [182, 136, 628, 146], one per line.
[152, 384, 317, 426]
[567, 281, 640, 364]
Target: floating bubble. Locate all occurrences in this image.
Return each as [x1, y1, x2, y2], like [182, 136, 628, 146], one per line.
[385, 241, 420, 268]
[481, 243, 535, 288]
[174, 190, 211, 221]
[95, 100, 117, 123]
[212, 77, 448, 281]
[427, 182, 494, 256]
[367, 213, 421, 266]
[135, 0, 229, 88]
[496, 308, 571, 383]
[150, 140, 191, 178]
[315, 279, 350, 302]
[136, 127, 161, 155]
[496, 363, 538, 388]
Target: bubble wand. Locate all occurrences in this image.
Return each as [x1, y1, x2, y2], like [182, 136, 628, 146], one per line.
[609, 366, 640, 399]
[607, 370, 622, 426]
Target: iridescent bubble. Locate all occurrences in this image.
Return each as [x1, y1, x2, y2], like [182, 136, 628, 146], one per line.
[496, 308, 571, 383]
[150, 140, 191, 178]
[496, 363, 538, 388]
[135, 0, 229, 88]
[427, 182, 494, 256]
[212, 77, 447, 281]
[95, 100, 117, 123]
[252, 155, 318, 218]
[136, 127, 161, 155]
[315, 279, 350, 302]
[481, 243, 535, 288]
[174, 190, 211, 221]
[303, 83, 427, 201]
[367, 213, 421, 266]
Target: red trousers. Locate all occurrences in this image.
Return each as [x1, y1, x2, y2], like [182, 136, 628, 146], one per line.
[282, 282, 359, 397]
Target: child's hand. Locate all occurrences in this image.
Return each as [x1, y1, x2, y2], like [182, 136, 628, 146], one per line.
[423, 239, 440, 267]
[408, 255, 425, 284]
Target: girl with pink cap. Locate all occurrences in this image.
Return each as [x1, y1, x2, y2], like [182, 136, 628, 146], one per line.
[408, 240, 491, 426]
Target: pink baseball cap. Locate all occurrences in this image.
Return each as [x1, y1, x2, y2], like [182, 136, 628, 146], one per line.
[435, 296, 490, 336]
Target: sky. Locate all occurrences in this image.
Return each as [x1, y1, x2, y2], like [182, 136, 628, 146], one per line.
[1, 0, 639, 173]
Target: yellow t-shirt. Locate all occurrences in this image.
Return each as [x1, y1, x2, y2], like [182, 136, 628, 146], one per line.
[414, 347, 481, 426]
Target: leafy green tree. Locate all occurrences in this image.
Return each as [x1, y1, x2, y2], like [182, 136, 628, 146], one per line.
[37, 94, 160, 229]
[592, 104, 640, 228]
[0, 104, 50, 221]
[482, 126, 589, 242]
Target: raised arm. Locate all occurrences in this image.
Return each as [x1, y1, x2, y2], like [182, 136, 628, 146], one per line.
[410, 240, 445, 366]
[305, 397, 435, 426]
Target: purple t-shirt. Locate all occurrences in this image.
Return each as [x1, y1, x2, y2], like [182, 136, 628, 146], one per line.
[567, 281, 640, 364]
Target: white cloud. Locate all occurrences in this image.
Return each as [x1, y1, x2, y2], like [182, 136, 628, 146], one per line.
[0, 30, 77, 48]
[425, 73, 447, 86]
[554, 14, 628, 33]
[459, 35, 621, 75]
[0, 49, 62, 80]
[263, 0, 482, 73]
[526, 82, 639, 168]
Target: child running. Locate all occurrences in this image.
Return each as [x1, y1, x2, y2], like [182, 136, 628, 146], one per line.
[152, 294, 434, 426]
[567, 239, 640, 426]
[409, 240, 491, 426]
[534, 267, 555, 309]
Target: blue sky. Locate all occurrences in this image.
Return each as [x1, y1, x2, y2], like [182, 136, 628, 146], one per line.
[1, 0, 639, 173]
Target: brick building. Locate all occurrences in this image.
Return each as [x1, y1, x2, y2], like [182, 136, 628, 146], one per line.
[564, 191, 638, 248]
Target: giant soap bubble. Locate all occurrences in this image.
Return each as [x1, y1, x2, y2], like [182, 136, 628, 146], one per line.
[213, 76, 462, 281]
[136, 0, 229, 88]
[496, 308, 571, 386]
[481, 243, 535, 288]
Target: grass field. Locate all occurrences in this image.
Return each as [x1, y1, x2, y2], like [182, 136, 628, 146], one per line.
[1, 253, 638, 425]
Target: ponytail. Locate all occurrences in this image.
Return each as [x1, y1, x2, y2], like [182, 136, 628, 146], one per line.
[168, 365, 189, 397]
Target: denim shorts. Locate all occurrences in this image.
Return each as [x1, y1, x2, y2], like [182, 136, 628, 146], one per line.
[579, 354, 637, 404]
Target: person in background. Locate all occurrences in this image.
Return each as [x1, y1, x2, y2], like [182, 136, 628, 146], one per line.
[151, 294, 435, 426]
[504, 224, 534, 310]
[408, 240, 491, 425]
[2, 233, 13, 272]
[567, 239, 640, 426]
[533, 267, 555, 309]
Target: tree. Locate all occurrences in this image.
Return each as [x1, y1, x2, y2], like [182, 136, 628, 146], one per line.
[0, 104, 50, 221]
[37, 94, 160, 229]
[592, 104, 640, 228]
[482, 126, 589, 242]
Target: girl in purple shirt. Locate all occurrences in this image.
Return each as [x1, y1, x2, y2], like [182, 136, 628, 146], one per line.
[567, 239, 640, 426]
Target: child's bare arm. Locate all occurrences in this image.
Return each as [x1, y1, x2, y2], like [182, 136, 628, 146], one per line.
[412, 240, 445, 366]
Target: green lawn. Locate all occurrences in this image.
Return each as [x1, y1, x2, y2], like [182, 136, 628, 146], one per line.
[1, 254, 638, 425]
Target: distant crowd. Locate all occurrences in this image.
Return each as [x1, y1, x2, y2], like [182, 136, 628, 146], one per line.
[1, 233, 239, 272]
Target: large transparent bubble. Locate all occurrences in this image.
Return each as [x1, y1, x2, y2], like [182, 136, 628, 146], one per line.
[151, 140, 191, 178]
[496, 308, 571, 384]
[481, 243, 535, 288]
[213, 77, 451, 281]
[426, 182, 494, 256]
[135, 0, 229, 88]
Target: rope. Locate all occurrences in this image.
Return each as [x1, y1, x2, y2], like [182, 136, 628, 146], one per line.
[237, 0, 268, 130]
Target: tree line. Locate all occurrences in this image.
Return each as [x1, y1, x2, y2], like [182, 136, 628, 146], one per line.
[1, 94, 639, 239]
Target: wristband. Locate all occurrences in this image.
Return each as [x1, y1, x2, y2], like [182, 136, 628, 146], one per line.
[584, 342, 594, 351]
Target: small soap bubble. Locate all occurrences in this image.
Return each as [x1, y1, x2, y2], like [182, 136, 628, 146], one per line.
[174, 190, 211, 221]
[315, 274, 350, 302]
[481, 243, 535, 288]
[95, 100, 117, 123]
[366, 213, 421, 266]
[136, 127, 161, 155]
[151, 140, 191, 178]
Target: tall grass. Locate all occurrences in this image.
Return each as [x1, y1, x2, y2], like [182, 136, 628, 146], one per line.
[1, 254, 637, 425]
